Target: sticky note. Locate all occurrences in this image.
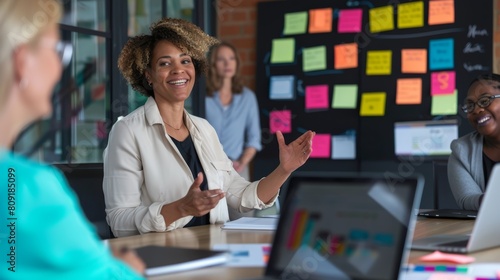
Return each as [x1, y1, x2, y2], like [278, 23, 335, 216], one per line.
[334, 43, 358, 69]
[310, 134, 331, 158]
[305, 85, 329, 110]
[419, 250, 475, 264]
[397, 1, 424, 29]
[271, 38, 295, 63]
[269, 110, 291, 134]
[332, 85, 358, 109]
[360, 92, 386, 116]
[429, 38, 454, 70]
[369, 5, 394, 33]
[270, 75, 295, 100]
[284, 11, 308, 35]
[309, 8, 332, 33]
[431, 71, 456, 95]
[429, 0, 455, 25]
[401, 49, 427, 73]
[428, 273, 472, 280]
[338, 8, 362, 33]
[396, 78, 422, 105]
[431, 90, 457, 115]
[366, 50, 392, 75]
[303, 46, 327, 72]
[332, 134, 356, 159]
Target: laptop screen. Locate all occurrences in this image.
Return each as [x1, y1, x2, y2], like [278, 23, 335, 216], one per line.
[265, 173, 422, 280]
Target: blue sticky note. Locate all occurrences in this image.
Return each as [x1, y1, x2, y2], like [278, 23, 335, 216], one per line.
[429, 38, 454, 70]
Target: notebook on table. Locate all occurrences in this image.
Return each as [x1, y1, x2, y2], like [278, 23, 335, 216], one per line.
[246, 171, 424, 280]
[135, 245, 229, 276]
[412, 164, 500, 254]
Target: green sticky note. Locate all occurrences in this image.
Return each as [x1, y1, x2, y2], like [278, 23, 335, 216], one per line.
[332, 84, 358, 109]
[284, 11, 308, 35]
[431, 90, 457, 115]
[271, 38, 295, 63]
[303, 45, 327, 72]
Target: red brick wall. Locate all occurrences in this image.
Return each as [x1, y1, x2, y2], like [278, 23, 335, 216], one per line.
[216, 0, 499, 88]
[215, 0, 274, 91]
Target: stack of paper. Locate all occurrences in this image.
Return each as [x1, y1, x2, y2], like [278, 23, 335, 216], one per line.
[221, 217, 278, 231]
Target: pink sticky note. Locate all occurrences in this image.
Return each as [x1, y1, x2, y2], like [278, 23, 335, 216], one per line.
[419, 251, 475, 264]
[269, 110, 291, 134]
[431, 71, 456, 95]
[310, 134, 331, 158]
[305, 85, 329, 110]
[338, 9, 362, 33]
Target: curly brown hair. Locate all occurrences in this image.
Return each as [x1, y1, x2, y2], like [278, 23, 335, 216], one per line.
[206, 42, 244, 97]
[118, 18, 219, 97]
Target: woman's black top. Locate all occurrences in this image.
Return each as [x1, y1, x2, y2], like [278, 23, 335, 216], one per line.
[170, 134, 210, 227]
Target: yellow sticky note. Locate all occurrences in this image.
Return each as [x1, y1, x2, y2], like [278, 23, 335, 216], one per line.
[360, 92, 386, 116]
[396, 78, 422, 105]
[398, 1, 424, 29]
[369, 5, 394, 33]
[366, 50, 392, 75]
[431, 90, 457, 115]
[284, 11, 308, 35]
[429, 0, 455, 25]
[402, 49, 427, 73]
[334, 43, 358, 69]
[303, 46, 327, 72]
[332, 85, 358, 109]
[271, 38, 295, 63]
[309, 8, 333, 33]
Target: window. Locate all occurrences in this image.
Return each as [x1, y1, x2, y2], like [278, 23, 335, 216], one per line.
[13, 0, 213, 164]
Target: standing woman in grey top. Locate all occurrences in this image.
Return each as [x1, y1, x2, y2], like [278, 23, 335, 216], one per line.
[448, 73, 500, 210]
[205, 42, 261, 181]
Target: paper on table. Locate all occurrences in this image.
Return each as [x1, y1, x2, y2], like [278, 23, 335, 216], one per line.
[221, 217, 278, 231]
[212, 243, 271, 267]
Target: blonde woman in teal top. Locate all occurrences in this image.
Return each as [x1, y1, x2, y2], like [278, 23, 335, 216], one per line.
[0, 0, 144, 279]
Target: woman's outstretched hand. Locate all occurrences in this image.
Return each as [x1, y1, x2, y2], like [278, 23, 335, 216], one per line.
[276, 130, 315, 174]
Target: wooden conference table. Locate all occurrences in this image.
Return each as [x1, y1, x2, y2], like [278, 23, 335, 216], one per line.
[108, 217, 499, 280]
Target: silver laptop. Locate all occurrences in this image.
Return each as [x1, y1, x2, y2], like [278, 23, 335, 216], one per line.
[412, 164, 500, 253]
[248, 172, 423, 280]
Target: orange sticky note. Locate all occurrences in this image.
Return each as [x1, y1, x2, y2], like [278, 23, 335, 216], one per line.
[402, 49, 427, 74]
[429, 0, 455, 25]
[309, 8, 332, 33]
[396, 78, 422, 105]
[310, 134, 331, 158]
[334, 43, 358, 69]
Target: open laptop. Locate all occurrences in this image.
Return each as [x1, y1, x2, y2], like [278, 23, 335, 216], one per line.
[248, 171, 424, 280]
[412, 164, 500, 253]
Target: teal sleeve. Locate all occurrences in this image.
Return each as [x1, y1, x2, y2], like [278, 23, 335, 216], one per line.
[0, 157, 144, 280]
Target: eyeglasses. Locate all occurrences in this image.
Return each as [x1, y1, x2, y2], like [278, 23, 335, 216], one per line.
[56, 41, 73, 68]
[461, 94, 500, 113]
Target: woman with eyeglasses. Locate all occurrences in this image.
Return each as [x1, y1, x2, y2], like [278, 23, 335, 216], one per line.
[0, 0, 144, 279]
[448, 73, 500, 210]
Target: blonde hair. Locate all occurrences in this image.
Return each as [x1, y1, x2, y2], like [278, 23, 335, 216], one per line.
[206, 42, 244, 97]
[0, 0, 61, 109]
[118, 18, 219, 97]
